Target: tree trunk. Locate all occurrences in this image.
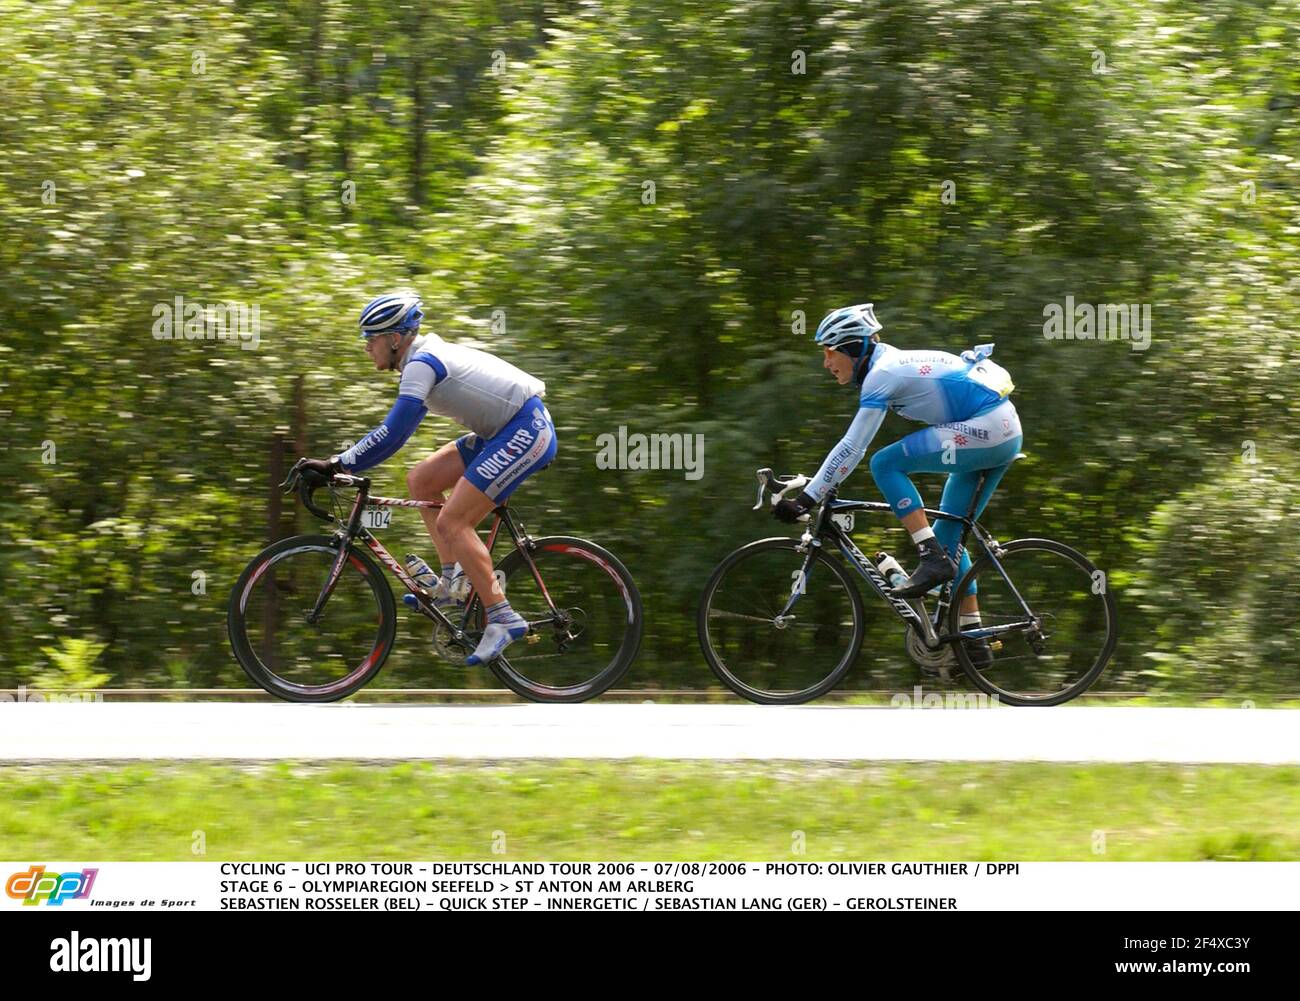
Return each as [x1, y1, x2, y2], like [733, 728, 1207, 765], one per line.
[336, 39, 352, 181]
[263, 430, 285, 669]
[290, 373, 307, 539]
[410, 10, 426, 208]
[299, 0, 323, 221]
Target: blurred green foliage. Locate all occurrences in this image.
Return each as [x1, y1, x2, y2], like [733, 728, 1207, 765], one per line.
[1, 0, 1296, 693]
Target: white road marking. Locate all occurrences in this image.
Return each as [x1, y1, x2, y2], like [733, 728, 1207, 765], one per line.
[0, 703, 1296, 763]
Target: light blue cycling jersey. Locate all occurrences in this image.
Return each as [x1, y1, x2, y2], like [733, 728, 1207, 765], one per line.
[808, 342, 1015, 503]
[338, 334, 546, 473]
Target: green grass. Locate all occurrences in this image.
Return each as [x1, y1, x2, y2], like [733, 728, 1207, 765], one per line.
[2, 760, 1298, 861]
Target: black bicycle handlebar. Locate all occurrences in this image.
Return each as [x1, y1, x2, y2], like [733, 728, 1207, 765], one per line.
[300, 477, 333, 521]
[280, 460, 370, 523]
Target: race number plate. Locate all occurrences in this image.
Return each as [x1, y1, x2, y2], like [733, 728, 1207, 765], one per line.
[361, 507, 391, 530]
[831, 511, 855, 533]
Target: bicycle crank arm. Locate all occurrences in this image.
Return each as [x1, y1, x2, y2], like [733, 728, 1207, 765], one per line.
[907, 599, 941, 646]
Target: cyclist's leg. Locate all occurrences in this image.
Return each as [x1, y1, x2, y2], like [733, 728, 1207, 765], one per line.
[949, 401, 1023, 608]
[436, 405, 553, 600]
[434, 397, 558, 599]
[436, 478, 502, 605]
[868, 437, 927, 523]
[871, 409, 1022, 597]
[969, 455, 1015, 520]
[871, 431, 960, 549]
[871, 433, 1015, 537]
[948, 451, 1020, 608]
[436, 398, 558, 664]
[935, 469, 981, 592]
[407, 440, 467, 566]
[870, 437, 962, 596]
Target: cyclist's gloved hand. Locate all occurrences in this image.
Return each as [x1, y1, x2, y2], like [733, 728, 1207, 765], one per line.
[296, 457, 341, 487]
[773, 491, 816, 524]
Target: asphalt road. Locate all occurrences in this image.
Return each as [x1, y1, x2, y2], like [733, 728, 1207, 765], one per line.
[1, 702, 1296, 763]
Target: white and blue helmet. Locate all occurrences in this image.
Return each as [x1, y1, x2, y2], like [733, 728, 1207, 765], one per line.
[359, 291, 423, 338]
[814, 302, 882, 352]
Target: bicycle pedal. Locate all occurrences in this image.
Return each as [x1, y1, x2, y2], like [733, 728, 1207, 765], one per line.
[526, 633, 541, 644]
[989, 640, 1002, 652]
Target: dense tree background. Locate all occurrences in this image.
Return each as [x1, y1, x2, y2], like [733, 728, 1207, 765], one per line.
[2, 0, 1297, 694]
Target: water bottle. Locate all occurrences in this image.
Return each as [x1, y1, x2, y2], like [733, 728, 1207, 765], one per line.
[404, 553, 438, 591]
[875, 552, 908, 591]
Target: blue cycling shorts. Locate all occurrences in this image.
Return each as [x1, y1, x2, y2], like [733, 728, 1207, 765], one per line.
[455, 396, 557, 501]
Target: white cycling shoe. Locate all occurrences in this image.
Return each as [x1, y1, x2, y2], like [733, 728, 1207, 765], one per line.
[465, 617, 529, 667]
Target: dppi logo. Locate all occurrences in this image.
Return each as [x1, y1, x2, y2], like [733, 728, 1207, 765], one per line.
[6, 865, 98, 906]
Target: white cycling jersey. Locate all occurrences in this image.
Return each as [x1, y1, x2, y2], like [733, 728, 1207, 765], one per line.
[397, 333, 545, 439]
[807, 342, 1016, 502]
[337, 333, 546, 472]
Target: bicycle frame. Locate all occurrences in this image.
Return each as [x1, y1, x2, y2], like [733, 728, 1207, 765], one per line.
[780, 485, 1040, 650]
[305, 473, 564, 642]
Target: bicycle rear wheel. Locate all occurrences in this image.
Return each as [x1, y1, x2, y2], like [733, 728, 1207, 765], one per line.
[468, 536, 643, 703]
[228, 534, 396, 702]
[698, 538, 865, 704]
[949, 538, 1117, 706]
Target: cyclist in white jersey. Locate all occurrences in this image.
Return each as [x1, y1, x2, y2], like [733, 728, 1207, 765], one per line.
[774, 304, 1024, 666]
[297, 292, 556, 666]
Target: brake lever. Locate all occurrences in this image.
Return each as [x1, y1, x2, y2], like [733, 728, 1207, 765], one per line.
[279, 461, 302, 493]
[752, 467, 774, 510]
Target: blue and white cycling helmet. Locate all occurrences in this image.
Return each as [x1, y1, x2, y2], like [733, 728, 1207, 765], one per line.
[814, 302, 882, 353]
[359, 291, 423, 338]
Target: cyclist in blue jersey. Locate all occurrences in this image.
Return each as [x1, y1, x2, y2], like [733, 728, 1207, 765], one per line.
[297, 291, 556, 667]
[774, 303, 1023, 662]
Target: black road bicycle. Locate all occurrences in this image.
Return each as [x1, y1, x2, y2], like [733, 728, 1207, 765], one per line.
[228, 461, 643, 703]
[697, 462, 1118, 706]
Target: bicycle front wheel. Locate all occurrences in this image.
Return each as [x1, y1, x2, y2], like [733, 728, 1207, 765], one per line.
[228, 534, 396, 702]
[698, 538, 865, 704]
[950, 538, 1118, 706]
[470, 536, 643, 703]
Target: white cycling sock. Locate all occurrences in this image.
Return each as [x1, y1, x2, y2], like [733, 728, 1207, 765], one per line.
[910, 526, 936, 544]
[485, 599, 524, 626]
